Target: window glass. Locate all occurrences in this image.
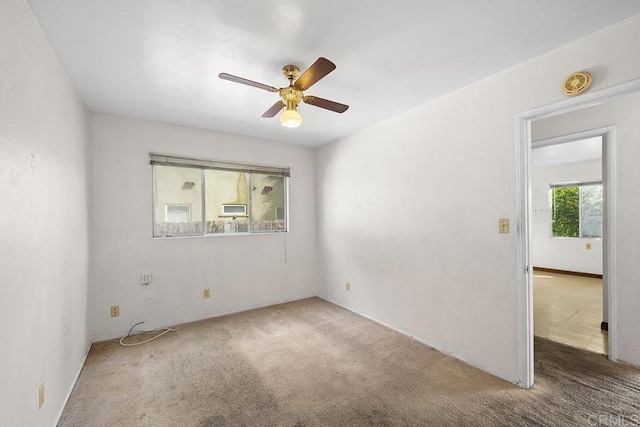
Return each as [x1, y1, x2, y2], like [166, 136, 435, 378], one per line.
[152, 158, 289, 238]
[551, 186, 580, 238]
[550, 183, 602, 238]
[251, 174, 286, 232]
[153, 166, 202, 236]
[205, 170, 249, 234]
[581, 184, 603, 238]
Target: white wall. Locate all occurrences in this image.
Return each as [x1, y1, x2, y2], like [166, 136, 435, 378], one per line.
[532, 160, 603, 275]
[317, 15, 640, 384]
[88, 114, 317, 341]
[531, 92, 640, 366]
[0, 0, 89, 425]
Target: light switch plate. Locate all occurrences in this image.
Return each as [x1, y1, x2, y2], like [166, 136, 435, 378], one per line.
[499, 218, 510, 233]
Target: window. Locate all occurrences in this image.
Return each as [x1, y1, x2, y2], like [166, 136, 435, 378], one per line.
[151, 153, 289, 237]
[221, 204, 247, 216]
[550, 182, 602, 238]
[165, 204, 191, 223]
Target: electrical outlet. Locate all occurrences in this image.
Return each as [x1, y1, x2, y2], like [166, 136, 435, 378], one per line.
[203, 289, 210, 298]
[141, 273, 152, 286]
[110, 305, 120, 317]
[38, 383, 45, 409]
[346, 282, 351, 291]
[586, 243, 592, 250]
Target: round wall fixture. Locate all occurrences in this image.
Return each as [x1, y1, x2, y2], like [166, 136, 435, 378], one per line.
[562, 71, 592, 96]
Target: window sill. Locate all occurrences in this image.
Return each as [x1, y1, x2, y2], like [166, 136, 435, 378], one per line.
[550, 236, 602, 240]
[153, 230, 288, 239]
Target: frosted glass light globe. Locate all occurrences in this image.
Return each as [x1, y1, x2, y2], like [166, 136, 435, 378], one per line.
[280, 109, 302, 128]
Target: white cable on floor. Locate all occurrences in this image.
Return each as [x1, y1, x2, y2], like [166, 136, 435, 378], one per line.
[119, 326, 177, 347]
[119, 295, 178, 346]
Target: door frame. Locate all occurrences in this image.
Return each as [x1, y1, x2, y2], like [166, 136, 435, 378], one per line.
[515, 78, 640, 388]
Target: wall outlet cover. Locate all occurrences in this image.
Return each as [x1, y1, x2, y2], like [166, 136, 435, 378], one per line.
[39, 383, 45, 409]
[110, 305, 120, 317]
[141, 273, 152, 286]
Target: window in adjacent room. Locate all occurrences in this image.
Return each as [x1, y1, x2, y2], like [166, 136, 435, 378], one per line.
[151, 153, 289, 237]
[550, 182, 602, 238]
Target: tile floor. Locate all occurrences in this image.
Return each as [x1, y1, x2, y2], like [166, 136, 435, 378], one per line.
[534, 270, 607, 354]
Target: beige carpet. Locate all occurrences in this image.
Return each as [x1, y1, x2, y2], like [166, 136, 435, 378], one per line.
[59, 298, 640, 426]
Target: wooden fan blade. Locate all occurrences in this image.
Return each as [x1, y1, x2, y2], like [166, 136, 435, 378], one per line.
[262, 101, 285, 118]
[303, 96, 349, 113]
[219, 73, 279, 93]
[294, 57, 336, 91]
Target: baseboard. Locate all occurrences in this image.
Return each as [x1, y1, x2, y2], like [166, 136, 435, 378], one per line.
[56, 342, 91, 425]
[317, 296, 523, 388]
[533, 267, 603, 279]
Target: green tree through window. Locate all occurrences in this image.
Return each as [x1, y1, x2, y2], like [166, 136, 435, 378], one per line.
[551, 186, 580, 237]
[550, 183, 602, 238]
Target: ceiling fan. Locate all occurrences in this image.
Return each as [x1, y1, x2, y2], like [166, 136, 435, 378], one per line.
[219, 57, 349, 128]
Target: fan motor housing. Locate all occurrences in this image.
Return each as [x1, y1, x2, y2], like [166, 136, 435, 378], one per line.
[280, 87, 302, 107]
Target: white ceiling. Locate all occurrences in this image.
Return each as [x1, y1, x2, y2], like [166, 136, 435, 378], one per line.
[25, 1, 640, 147]
[532, 137, 602, 166]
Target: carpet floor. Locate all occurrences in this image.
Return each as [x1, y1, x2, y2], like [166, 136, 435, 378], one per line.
[58, 298, 640, 426]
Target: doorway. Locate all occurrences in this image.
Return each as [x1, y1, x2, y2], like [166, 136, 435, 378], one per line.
[515, 78, 640, 388]
[530, 135, 606, 355]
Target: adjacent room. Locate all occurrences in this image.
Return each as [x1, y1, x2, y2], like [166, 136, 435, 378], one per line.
[531, 137, 607, 354]
[3, 0, 640, 425]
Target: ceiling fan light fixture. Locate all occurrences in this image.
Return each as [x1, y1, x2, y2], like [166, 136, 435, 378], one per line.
[280, 107, 303, 128]
[219, 57, 348, 127]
